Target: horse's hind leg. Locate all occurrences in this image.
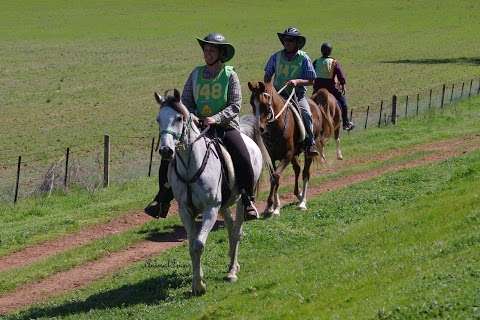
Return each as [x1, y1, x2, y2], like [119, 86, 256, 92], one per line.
[298, 155, 313, 210]
[272, 158, 290, 216]
[335, 127, 343, 160]
[223, 207, 241, 282]
[291, 157, 302, 201]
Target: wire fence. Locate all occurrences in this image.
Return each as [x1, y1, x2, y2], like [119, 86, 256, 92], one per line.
[1, 77, 479, 204]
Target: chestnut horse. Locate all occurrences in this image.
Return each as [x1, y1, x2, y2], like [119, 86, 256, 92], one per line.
[311, 88, 344, 160]
[248, 81, 333, 214]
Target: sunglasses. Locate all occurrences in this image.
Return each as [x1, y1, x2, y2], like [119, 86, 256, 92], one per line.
[283, 37, 296, 43]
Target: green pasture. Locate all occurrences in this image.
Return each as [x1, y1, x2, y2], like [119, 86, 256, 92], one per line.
[1, 0, 479, 162]
[7, 124, 480, 319]
[0, 95, 479, 313]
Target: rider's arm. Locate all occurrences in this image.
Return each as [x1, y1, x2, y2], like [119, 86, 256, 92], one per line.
[263, 53, 276, 83]
[181, 71, 197, 113]
[211, 71, 242, 126]
[288, 55, 316, 87]
[334, 60, 346, 85]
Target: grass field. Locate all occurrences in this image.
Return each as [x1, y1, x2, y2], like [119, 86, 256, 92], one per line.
[1, 0, 479, 162]
[6, 116, 480, 319]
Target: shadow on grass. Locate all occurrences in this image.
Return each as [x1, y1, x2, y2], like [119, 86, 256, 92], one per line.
[381, 57, 480, 65]
[12, 220, 227, 319]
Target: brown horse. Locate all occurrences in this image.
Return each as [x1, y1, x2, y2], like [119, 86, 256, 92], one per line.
[248, 81, 333, 214]
[311, 88, 344, 160]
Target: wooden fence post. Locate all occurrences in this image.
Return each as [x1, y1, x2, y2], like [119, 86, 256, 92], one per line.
[428, 89, 432, 109]
[391, 95, 397, 124]
[450, 84, 454, 103]
[440, 84, 446, 108]
[103, 135, 110, 188]
[405, 95, 409, 117]
[364, 105, 370, 129]
[148, 137, 155, 177]
[461, 82, 464, 98]
[14, 156, 21, 204]
[416, 93, 419, 116]
[469, 79, 473, 97]
[64, 147, 70, 188]
[477, 78, 480, 95]
[378, 100, 383, 127]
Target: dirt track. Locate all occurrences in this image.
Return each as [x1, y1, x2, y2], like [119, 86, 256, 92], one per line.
[0, 134, 479, 315]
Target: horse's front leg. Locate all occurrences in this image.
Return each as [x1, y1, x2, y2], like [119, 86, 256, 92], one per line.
[271, 158, 290, 216]
[223, 206, 243, 282]
[335, 127, 343, 160]
[191, 205, 219, 296]
[291, 156, 302, 201]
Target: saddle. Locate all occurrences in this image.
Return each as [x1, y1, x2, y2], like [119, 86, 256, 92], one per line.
[287, 97, 307, 144]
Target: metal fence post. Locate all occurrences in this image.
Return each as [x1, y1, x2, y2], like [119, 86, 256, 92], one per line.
[64, 147, 70, 188]
[428, 89, 432, 109]
[378, 100, 383, 127]
[364, 105, 370, 129]
[391, 95, 397, 124]
[469, 79, 473, 97]
[14, 156, 21, 204]
[450, 84, 454, 104]
[416, 93, 419, 116]
[405, 95, 409, 117]
[103, 135, 110, 188]
[440, 84, 446, 108]
[148, 137, 155, 177]
[461, 82, 464, 98]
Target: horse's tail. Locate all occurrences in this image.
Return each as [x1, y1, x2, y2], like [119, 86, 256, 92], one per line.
[312, 90, 334, 139]
[240, 114, 274, 178]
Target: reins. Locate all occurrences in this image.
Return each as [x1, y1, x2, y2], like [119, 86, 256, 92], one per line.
[266, 84, 296, 122]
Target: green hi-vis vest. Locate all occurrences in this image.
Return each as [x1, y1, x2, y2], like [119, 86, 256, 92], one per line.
[193, 65, 233, 118]
[314, 57, 336, 79]
[273, 50, 308, 93]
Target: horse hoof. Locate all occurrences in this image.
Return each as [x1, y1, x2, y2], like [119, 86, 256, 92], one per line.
[272, 209, 280, 216]
[337, 154, 343, 160]
[225, 273, 238, 283]
[298, 203, 307, 210]
[192, 281, 207, 296]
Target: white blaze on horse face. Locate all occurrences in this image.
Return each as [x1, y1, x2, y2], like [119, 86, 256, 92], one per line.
[158, 106, 182, 152]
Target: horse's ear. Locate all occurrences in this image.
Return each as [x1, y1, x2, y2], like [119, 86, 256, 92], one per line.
[248, 81, 255, 92]
[154, 92, 164, 105]
[258, 81, 265, 92]
[173, 89, 181, 102]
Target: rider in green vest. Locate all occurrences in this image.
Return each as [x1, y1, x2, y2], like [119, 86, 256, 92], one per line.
[313, 42, 354, 131]
[145, 33, 259, 220]
[264, 27, 319, 156]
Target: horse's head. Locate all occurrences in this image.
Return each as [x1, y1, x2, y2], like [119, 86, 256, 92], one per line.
[155, 89, 192, 159]
[248, 81, 274, 133]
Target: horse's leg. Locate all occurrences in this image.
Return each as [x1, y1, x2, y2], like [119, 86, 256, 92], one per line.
[222, 207, 240, 282]
[291, 156, 302, 201]
[298, 155, 313, 210]
[335, 127, 343, 160]
[190, 206, 219, 296]
[264, 163, 278, 216]
[272, 158, 290, 216]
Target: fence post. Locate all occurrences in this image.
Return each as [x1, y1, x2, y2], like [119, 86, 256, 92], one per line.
[477, 78, 480, 95]
[64, 147, 70, 188]
[148, 137, 155, 177]
[391, 95, 397, 124]
[428, 89, 432, 109]
[469, 79, 473, 97]
[416, 93, 419, 116]
[103, 135, 110, 188]
[405, 95, 409, 117]
[378, 100, 383, 127]
[14, 156, 21, 204]
[450, 84, 454, 104]
[461, 82, 464, 98]
[364, 105, 370, 129]
[440, 84, 446, 108]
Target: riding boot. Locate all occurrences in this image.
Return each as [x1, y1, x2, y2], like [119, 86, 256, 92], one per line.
[340, 105, 355, 131]
[144, 159, 174, 219]
[301, 111, 320, 156]
[241, 189, 259, 221]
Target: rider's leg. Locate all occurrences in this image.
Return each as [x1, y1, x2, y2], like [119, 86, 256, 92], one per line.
[222, 128, 259, 220]
[297, 97, 319, 156]
[331, 87, 354, 130]
[144, 158, 173, 218]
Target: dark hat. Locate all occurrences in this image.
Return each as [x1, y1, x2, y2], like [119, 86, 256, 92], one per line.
[196, 32, 235, 62]
[277, 27, 306, 50]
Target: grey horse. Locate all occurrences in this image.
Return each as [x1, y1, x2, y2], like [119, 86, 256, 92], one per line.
[155, 89, 264, 295]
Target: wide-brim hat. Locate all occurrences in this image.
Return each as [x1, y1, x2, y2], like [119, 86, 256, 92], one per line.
[197, 32, 235, 62]
[277, 27, 306, 50]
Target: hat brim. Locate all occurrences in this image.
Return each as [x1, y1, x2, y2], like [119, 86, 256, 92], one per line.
[196, 38, 235, 62]
[277, 33, 306, 50]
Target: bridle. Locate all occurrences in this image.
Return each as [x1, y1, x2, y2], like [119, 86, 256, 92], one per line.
[257, 83, 296, 123]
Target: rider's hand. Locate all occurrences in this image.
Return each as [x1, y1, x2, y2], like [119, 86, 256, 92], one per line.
[287, 79, 299, 87]
[340, 84, 346, 95]
[202, 117, 216, 126]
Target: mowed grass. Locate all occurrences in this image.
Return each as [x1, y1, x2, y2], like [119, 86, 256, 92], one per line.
[1, 0, 479, 161]
[6, 135, 480, 319]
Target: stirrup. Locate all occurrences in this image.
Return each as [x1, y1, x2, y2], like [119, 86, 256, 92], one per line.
[144, 200, 170, 219]
[244, 202, 259, 221]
